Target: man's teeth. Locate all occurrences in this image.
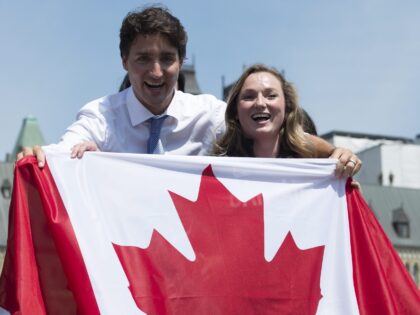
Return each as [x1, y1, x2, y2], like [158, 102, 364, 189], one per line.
[145, 82, 164, 88]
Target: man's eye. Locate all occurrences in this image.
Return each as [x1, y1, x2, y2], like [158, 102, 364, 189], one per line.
[161, 55, 176, 64]
[136, 56, 150, 63]
[267, 94, 278, 99]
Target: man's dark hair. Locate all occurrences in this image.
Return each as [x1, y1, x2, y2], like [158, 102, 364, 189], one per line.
[119, 5, 187, 61]
[302, 109, 318, 135]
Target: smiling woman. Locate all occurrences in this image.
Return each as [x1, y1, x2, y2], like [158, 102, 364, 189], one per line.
[213, 64, 313, 158]
[236, 71, 287, 158]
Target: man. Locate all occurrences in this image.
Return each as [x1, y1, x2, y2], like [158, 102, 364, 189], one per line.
[18, 5, 361, 176]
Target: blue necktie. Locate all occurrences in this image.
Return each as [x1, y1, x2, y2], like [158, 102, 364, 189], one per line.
[147, 115, 167, 154]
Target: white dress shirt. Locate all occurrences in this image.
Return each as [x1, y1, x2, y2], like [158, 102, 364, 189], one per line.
[55, 87, 227, 156]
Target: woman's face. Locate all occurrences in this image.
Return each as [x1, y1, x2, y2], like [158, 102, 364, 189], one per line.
[236, 71, 286, 142]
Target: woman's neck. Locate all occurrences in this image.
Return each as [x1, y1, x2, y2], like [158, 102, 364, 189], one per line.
[253, 137, 280, 158]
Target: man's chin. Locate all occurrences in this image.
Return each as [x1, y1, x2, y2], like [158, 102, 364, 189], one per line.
[143, 97, 172, 114]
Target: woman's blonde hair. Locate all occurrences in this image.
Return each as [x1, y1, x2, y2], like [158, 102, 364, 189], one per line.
[213, 64, 315, 158]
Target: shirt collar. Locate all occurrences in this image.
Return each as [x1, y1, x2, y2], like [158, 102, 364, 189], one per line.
[126, 87, 187, 126]
[126, 87, 152, 126]
[166, 90, 193, 119]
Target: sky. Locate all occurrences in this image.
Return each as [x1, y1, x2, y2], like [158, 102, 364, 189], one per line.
[1, 0, 420, 159]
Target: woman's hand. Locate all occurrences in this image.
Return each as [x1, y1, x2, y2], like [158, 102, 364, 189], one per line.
[350, 180, 363, 194]
[330, 147, 362, 178]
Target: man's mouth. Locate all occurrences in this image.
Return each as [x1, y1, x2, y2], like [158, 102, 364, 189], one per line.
[144, 81, 165, 89]
[251, 113, 271, 122]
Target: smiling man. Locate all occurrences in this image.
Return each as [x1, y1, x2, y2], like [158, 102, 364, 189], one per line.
[124, 34, 180, 115]
[34, 6, 227, 157]
[18, 5, 361, 177]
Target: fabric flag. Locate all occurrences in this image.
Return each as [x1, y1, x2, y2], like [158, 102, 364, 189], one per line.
[0, 152, 419, 315]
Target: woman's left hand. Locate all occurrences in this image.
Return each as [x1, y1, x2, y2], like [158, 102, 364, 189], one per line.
[330, 147, 362, 178]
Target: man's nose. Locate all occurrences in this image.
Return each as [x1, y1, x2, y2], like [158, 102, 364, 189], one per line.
[150, 61, 163, 78]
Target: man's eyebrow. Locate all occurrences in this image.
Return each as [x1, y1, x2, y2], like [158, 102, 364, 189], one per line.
[133, 51, 150, 56]
[161, 51, 177, 56]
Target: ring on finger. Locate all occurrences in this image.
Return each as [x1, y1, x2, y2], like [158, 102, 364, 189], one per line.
[347, 159, 357, 165]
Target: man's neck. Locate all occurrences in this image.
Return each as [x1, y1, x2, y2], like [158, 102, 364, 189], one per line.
[134, 89, 175, 116]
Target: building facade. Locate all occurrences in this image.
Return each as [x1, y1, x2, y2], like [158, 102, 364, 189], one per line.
[0, 162, 13, 270]
[0, 116, 45, 271]
[324, 131, 420, 287]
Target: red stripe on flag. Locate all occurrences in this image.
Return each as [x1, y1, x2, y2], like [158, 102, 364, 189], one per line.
[346, 179, 420, 314]
[0, 157, 100, 315]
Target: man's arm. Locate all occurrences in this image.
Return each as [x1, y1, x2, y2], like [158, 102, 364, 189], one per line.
[16, 99, 107, 167]
[16, 141, 99, 169]
[308, 134, 362, 178]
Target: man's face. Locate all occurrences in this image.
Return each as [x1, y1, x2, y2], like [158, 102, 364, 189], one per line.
[123, 34, 181, 115]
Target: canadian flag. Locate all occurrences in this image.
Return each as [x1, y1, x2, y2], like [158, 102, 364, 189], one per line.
[0, 152, 419, 315]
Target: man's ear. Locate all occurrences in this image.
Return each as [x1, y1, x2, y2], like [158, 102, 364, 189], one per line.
[122, 57, 128, 71]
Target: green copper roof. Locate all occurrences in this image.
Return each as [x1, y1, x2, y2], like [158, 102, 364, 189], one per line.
[11, 116, 45, 161]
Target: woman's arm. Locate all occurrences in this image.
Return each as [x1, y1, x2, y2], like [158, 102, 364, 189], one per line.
[307, 134, 362, 178]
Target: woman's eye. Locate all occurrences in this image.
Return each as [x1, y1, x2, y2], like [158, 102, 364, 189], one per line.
[241, 94, 254, 101]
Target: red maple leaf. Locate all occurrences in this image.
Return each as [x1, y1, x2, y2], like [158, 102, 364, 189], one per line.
[113, 165, 325, 315]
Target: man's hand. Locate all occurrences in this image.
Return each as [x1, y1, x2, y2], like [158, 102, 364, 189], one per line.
[71, 141, 98, 159]
[16, 145, 46, 168]
[330, 148, 362, 178]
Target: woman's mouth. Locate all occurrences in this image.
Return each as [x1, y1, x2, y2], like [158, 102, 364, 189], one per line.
[251, 113, 271, 122]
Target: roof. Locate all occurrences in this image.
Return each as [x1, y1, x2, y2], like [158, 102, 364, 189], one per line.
[362, 184, 420, 248]
[181, 64, 202, 95]
[10, 116, 45, 161]
[321, 130, 413, 143]
[0, 162, 13, 246]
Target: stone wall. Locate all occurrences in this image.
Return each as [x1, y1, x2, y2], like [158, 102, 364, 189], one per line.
[398, 247, 420, 288]
[0, 247, 5, 273]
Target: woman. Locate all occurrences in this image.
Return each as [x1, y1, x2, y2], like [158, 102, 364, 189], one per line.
[69, 64, 361, 177]
[213, 64, 361, 177]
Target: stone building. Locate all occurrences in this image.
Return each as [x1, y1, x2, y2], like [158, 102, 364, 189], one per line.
[0, 162, 13, 270]
[0, 116, 45, 270]
[323, 131, 420, 287]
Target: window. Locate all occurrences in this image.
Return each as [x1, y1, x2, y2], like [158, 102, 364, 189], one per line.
[1, 179, 11, 199]
[392, 207, 409, 238]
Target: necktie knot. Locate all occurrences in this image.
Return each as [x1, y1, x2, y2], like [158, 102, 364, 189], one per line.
[147, 115, 167, 154]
